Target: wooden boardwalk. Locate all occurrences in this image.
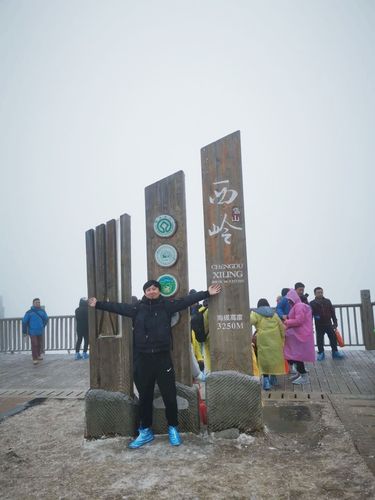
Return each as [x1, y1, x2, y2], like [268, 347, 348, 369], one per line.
[1, 350, 374, 475]
[0, 350, 374, 399]
[274, 349, 375, 395]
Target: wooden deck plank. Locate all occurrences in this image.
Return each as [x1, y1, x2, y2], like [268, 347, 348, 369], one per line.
[354, 351, 375, 391]
[332, 356, 362, 394]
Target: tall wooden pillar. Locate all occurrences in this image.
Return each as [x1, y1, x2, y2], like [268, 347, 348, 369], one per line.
[85, 214, 133, 395]
[145, 171, 192, 385]
[360, 289, 375, 350]
[201, 131, 252, 374]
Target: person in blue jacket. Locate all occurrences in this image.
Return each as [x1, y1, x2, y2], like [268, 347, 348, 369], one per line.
[22, 298, 48, 365]
[276, 288, 290, 320]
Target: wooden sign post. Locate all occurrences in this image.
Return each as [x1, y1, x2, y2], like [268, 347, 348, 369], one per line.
[145, 171, 192, 385]
[85, 214, 133, 395]
[201, 131, 252, 374]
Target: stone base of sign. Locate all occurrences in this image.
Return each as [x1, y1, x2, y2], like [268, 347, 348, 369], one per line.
[152, 382, 200, 434]
[206, 371, 263, 433]
[85, 389, 139, 438]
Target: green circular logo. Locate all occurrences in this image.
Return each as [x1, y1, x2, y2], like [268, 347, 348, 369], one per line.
[153, 215, 177, 238]
[158, 274, 178, 297]
[155, 244, 178, 268]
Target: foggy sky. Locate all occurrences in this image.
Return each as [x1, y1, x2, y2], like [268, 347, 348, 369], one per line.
[1, 0, 374, 317]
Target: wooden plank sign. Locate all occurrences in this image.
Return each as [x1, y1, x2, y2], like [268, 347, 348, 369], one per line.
[85, 214, 133, 395]
[201, 131, 252, 374]
[145, 171, 192, 385]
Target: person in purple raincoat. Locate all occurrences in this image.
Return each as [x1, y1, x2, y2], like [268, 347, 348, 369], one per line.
[284, 289, 315, 385]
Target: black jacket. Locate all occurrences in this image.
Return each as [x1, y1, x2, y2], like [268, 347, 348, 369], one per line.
[95, 290, 209, 353]
[75, 299, 89, 336]
[309, 297, 337, 327]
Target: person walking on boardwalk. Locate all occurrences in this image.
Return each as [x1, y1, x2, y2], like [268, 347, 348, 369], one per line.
[88, 280, 222, 449]
[284, 289, 315, 385]
[250, 299, 286, 390]
[74, 298, 89, 360]
[310, 287, 344, 361]
[22, 298, 48, 365]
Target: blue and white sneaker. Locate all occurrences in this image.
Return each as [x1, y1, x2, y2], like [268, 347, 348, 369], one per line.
[332, 350, 344, 359]
[128, 428, 154, 449]
[82, 352, 89, 360]
[75, 353, 82, 360]
[317, 352, 325, 361]
[289, 363, 297, 374]
[168, 426, 182, 446]
[292, 374, 309, 385]
[263, 377, 271, 390]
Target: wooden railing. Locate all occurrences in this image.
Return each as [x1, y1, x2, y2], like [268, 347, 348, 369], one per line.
[0, 297, 374, 353]
[0, 316, 76, 353]
[333, 303, 363, 347]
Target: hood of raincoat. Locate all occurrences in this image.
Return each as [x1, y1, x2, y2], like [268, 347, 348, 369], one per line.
[253, 306, 274, 317]
[286, 289, 301, 305]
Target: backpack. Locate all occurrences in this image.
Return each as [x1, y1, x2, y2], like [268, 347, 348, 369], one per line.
[191, 307, 208, 343]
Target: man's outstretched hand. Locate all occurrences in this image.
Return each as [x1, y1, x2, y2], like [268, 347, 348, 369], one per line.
[88, 297, 97, 308]
[208, 284, 222, 296]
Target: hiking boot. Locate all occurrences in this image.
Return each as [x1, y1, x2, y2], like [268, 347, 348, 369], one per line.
[270, 375, 278, 386]
[263, 377, 271, 390]
[317, 352, 325, 361]
[168, 426, 182, 446]
[332, 350, 344, 359]
[292, 374, 309, 385]
[82, 352, 89, 360]
[128, 428, 154, 449]
[75, 353, 82, 360]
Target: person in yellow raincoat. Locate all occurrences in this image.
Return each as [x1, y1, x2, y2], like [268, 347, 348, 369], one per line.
[191, 303, 211, 374]
[192, 303, 259, 377]
[250, 298, 285, 390]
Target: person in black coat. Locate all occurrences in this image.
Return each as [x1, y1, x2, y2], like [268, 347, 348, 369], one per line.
[75, 298, 89, 360]
[310, 287, 343, 360]
[88, 279, 221, 448]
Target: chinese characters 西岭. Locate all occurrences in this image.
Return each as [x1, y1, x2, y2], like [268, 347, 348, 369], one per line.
[208, 180, 242, 244]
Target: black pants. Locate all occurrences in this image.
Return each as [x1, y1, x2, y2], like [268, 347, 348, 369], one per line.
[75, 332, 89, 353]
[137, 351, 178, 428]
[295, 361, 307, 374]
[133, 351, 140, 393]
[316, 324, 337, 353]
[289, 360, 307, 374]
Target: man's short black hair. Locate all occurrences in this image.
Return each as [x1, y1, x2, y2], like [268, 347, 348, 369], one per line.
[281, 288, 289, 297]
[294, 282, 305, 289]
[314, 287, 323, 294]
[32, 298, 40, 303]
[143, 280, 161, 292]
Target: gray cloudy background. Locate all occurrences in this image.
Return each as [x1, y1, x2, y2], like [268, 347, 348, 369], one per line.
[1, 0, 374, 317]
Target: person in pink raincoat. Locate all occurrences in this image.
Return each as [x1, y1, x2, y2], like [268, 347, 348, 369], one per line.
[284, 289, 315, 385]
